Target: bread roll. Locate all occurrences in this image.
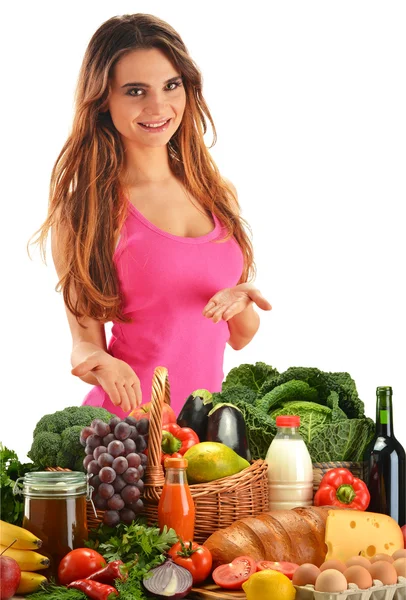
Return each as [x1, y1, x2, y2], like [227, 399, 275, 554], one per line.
[204, 506, 330, 567]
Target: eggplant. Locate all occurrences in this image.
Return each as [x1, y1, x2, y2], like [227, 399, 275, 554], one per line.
[177, 389, 213, 442]
[206, 403, 251, 461]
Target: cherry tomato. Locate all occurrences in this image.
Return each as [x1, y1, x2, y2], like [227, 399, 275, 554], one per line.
[212, 555, 257, 590]
[256, 560, 300, 579]
[58, 548, 107, 585]
[168, 541, 212, 585]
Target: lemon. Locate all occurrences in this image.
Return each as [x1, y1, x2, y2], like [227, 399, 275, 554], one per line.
[242, 569, 296, 600]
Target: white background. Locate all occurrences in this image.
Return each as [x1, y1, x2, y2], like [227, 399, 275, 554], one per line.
[1, 1, 405, 461]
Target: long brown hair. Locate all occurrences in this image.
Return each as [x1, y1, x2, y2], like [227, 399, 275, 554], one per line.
[28, 13, 256, 325]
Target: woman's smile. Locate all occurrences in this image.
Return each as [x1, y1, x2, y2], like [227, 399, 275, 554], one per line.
[137, 118, 172, 133]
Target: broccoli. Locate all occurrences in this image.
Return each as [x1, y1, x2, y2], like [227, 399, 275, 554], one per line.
[28, 406, 113, 470]
[57, 426, 84, 471]
[33, 412, 71, 437]
[28, 432, 61, 468]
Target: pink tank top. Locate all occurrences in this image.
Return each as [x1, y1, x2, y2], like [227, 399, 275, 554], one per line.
[82, 197, 244, 417]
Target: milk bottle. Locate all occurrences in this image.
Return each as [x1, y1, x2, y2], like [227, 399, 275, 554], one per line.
[266, 415, 313, 510]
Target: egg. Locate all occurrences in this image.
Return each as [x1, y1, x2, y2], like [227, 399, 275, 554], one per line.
[315, 569, 348, 593]
[292, 563, 321, 586]
[344, 565, 373, 589]
[393, 558, 406, 578]
[368, 560, 398, 585]
[346, 556, 371, 569]
[392, 549, 406, 560]
[371, 553, 394, 564]
[320, 559, 347, 573]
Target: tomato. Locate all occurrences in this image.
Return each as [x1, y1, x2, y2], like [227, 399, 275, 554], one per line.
[168, 541, 212, 585]
[256, 561, 300, 579]
[212, 556, 257, 590]
[58, 548, 107, 586]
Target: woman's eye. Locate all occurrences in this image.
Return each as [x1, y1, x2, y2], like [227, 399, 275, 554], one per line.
[126, 81, 183, 97]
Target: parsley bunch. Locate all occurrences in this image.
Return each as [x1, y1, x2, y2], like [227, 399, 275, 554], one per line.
[0, 444, 38, 525]
[86, 519, 178, 600]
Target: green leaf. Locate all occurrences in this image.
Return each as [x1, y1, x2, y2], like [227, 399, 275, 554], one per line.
[222, 362, 280, 393]
[256, 380, 319, 414]
[326, 390, 348, 422]
[307, 417, 376, 462]
[270, 401, 332, 445]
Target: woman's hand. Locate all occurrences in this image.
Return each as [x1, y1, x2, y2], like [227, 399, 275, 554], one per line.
[71, 350, 142, 413]
[202, 283, 272, 323]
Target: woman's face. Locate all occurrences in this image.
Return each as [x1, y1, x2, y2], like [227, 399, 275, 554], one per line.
[107, 48, 187, 149]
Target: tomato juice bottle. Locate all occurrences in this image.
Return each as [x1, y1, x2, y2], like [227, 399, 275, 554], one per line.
[158, 457, 195, 541]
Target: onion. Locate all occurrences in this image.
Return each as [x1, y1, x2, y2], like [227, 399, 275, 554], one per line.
[143, 559, 193, 598]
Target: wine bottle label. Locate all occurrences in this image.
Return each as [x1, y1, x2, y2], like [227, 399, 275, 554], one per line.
[380, 409, 388, 424]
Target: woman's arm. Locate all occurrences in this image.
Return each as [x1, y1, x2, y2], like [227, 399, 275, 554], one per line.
[227, 301, 260, 350]
[51, 222, 108, 386]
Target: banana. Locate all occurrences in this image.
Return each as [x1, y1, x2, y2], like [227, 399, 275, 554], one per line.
[0, 520, 42, 550]
[0, 545, 50, 571]
[16, 571, 48, 594]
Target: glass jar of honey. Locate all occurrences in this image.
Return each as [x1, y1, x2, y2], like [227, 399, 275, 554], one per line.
[14, 471, 93, 580]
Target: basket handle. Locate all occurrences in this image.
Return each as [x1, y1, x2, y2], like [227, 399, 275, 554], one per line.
[144, 366, 171, 488]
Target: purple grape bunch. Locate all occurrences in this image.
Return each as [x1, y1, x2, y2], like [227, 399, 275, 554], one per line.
[80, 415, 149, 526]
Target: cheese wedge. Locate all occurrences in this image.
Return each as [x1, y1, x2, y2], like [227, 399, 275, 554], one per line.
[325, 509, 404, 562]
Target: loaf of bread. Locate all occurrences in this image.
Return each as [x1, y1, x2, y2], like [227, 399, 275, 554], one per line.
[204, 506, 330, 568]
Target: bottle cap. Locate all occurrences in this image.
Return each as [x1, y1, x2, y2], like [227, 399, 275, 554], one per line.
[164, 457, 188, 469]
[276, 415, 300, 428]
[376, 386, 392, 395]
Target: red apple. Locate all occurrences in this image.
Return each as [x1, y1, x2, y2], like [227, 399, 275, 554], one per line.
[401, 524, 406, 549]
[0, 555, 21, 600]
[129, 401, 176, 425]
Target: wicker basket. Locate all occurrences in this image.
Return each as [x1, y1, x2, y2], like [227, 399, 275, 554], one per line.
[142, 366, 269, 544]
[50, 366, 269, 542]
[312, 461, 366, 496]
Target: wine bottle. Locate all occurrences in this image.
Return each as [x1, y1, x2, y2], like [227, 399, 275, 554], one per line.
[364, 386, 405, 526]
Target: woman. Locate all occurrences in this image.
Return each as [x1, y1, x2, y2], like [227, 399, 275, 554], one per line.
[30, 13, 272, 418]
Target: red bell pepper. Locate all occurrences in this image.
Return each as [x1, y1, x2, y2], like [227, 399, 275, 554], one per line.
[314, 467, 370, 510]
[161, 423, 199, 463]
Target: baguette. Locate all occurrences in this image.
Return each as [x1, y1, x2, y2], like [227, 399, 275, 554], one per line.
[204, 506, 330, 568]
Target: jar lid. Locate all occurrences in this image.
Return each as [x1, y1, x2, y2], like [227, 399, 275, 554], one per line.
[20, 471, 88, 497]
[276, 415, 300, 428]
[164, 457, 188, 469]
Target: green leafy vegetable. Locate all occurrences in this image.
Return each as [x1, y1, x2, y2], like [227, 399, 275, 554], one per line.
[270, 401, 333, 445]
[218, 363, 375, 462]
[307, 418, 375, 462]
[256, 380, 319, 413]
[222, 362, 280, 394]
[85, 520, 178, 600]
[0, 444, 37, 526]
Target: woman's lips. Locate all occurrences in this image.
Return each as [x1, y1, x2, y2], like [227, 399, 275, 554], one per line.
[138, 118, 171, 133]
